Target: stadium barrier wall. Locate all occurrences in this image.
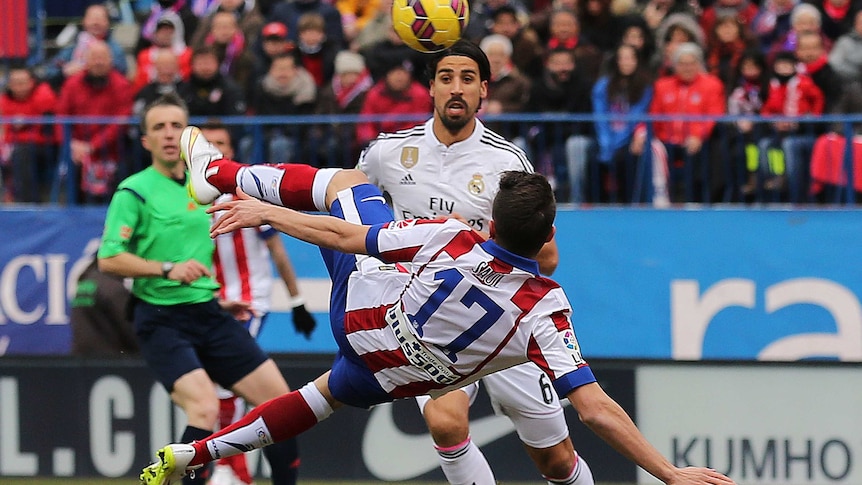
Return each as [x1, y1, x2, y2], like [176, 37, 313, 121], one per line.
[1, 357, 859, 484]
[3, 113, 862, 205]
[1, 207, 861, 361]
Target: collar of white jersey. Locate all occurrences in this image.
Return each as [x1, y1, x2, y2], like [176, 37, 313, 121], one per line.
[423, 117, 485, 148]
[480, 240, 540, 276]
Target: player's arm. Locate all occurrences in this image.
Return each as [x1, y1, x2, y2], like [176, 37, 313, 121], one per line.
[565, 383, 736, 485]
[99, 252, 212, 284]
[98, 189, 210, 283]
[264, 235, 301, 297]
[209, 189, 370, 255]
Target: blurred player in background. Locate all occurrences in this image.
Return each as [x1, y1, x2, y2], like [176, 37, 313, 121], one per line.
[98, 93, 301, 485]
[356, 39, 588, 485]
[202, 121, 317, 485]
[139, 132, 736, 485]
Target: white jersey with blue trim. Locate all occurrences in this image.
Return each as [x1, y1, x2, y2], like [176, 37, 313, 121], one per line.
[357, 118, 533, 233]
[344, 218, 594, 399]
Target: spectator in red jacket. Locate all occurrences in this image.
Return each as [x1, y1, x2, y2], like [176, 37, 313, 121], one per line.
[132, 15, 192, 95]
[757, 50, 825, 200]
[0, 68, 58, 203]
[356, 60, 432, 146]
[56, 40, 133, 205]
[648, 42, 727, 202]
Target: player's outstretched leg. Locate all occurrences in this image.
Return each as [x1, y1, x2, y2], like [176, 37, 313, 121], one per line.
[140, 444, 200, 485]
[180, 125, 327, 212]
[141, 382, 334, 484]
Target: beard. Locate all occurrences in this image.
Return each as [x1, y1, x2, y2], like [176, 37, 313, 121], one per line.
[436, 97, 476, 132]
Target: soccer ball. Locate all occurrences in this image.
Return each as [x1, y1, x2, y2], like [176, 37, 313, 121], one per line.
[391, 0, 470, 53]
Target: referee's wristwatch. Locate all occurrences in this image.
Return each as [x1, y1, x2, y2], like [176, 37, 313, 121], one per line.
[161, 261, 175, 279]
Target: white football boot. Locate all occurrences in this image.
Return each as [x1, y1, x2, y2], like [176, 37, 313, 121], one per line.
[180, 126, 224, 205]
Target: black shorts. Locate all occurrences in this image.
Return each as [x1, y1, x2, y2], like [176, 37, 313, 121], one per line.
[133, 298, 269, 392]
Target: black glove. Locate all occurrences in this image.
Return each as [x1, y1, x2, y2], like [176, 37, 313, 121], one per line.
[292, 303, 316, 339]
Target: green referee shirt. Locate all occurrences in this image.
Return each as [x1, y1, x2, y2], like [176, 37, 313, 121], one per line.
[98, 166, 220, 306]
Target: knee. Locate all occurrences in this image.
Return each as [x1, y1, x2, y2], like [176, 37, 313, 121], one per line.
[423, 400, 470, 447]
[182, 396, 220, 428]
[533, 440, 577, 479]
[329, 168, 370, 192]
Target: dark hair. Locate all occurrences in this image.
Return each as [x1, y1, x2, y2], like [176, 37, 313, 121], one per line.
[192, 45, 219, 60]
[618, 15, 656, 62]
[200, 118, 236, 150]
[492, 171, 556, 257]
[200, 118, 230, 138]
[731, 48, 769, 98]
[426, 39, 491, 83]
[607, 44, 651, 103]
[140, 92, 188, 133]
[773, 50, 797, 66]
[491, 5, 518, 22]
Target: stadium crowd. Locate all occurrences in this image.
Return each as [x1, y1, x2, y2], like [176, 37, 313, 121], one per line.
[2, 0, 862, 205]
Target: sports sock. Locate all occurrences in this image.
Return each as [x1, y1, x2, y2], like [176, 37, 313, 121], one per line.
[545, 454, 595, 485]
[220, 454, 253, 484]
[190, 389, 318, 467]
[435, 437, 496, 485]
[205, 158, 241, 194]
[180, 426, 214, 485]
[235, 163, 320, 211]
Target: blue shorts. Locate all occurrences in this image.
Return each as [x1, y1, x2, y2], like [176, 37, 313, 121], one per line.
[321, 184, 397, 408]
[133, 298, 269, 392]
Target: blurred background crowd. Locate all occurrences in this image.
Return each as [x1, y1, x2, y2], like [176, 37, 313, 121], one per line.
[3, 0, 862, 206]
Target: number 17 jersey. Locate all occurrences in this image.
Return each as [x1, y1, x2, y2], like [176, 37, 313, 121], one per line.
[345, 218, 596, 400]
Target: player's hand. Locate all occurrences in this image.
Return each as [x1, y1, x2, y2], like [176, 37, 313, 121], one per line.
[220, 299, 253, 321]
[444, 212, 470, 226]
[208, 188, 267, 236]
[168, 260, 212, 284]
[666, 466, 736, 485]
[292, 304, 316, 339]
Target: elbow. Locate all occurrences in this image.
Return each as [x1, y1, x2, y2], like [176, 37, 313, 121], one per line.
[97, 257, 117, 275]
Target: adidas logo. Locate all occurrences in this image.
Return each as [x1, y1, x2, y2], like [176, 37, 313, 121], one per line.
[400, 173, 416, 185]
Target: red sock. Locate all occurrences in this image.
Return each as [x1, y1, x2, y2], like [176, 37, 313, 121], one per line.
[223, 453, 253, 484]
[190, 390, 318, 467]
[207, 158, 242, 194]
[271, 163, 320, 212]
[217, 397, 238, 431]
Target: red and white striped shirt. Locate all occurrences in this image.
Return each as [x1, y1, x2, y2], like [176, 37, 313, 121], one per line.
[344, 218, 595, 399]
[212, 194, 277, 315]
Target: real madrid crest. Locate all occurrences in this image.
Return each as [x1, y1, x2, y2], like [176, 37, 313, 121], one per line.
[400, 147, 419, 169]
[468, 173, 485, 195]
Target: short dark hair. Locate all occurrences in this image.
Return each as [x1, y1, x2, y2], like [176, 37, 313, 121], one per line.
[140, 92, 188, 133]
[200, 118, 231, 140]
[192, 45, 219, 60]
[492, 171, 555, 257]
[426, 39, 491, 83]
[491, 5, 518, 22]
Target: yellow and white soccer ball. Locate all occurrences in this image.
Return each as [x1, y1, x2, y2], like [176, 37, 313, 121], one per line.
[391, 0, 470, 53]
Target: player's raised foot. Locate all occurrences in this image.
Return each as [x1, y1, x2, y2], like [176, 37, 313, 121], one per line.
[180, 125, 224, 204]
[140, 443, 201, 485]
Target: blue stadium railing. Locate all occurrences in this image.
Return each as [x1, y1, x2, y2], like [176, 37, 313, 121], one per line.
[1, 113, 860, 206]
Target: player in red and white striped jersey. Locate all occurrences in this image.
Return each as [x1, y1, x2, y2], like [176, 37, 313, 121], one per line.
[203, 123, 315, 485]
[139, 128, 735, 485]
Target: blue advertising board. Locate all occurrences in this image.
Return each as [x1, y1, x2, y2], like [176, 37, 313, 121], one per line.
[2, 207, 861, 361]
